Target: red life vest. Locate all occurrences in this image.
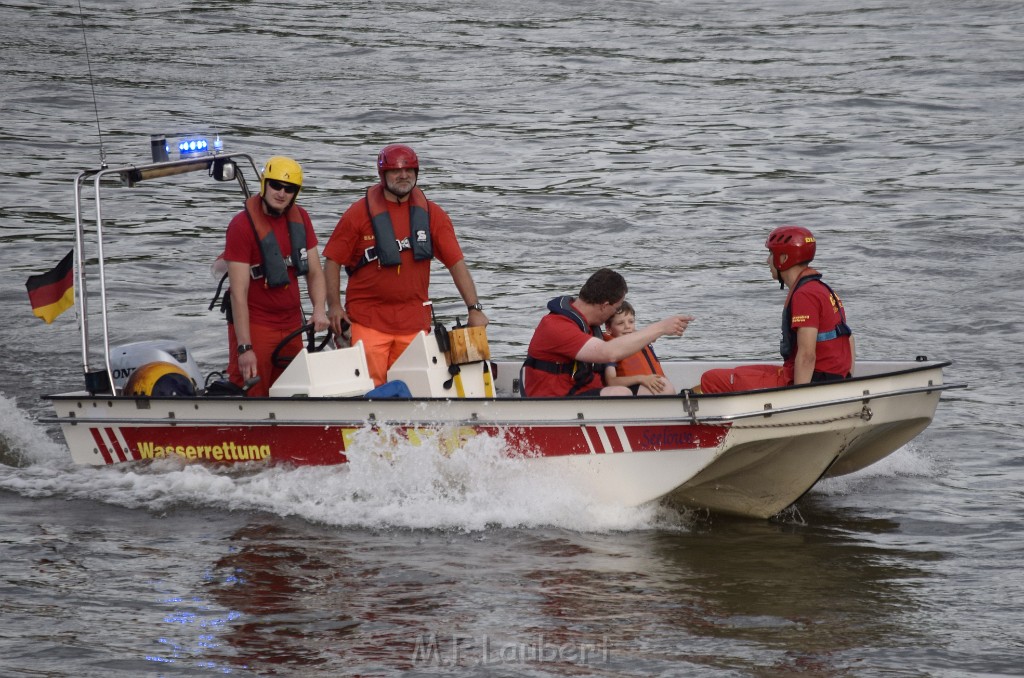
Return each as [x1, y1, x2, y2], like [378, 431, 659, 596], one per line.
[243, 195, 308, 288]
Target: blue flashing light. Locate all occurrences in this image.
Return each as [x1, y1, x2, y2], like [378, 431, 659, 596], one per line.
[213, 135, 223, 151]
[178, 137, 210, 157]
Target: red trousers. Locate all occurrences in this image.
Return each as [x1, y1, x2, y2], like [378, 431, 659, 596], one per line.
[699, 364, 788, 394]
[227, 322, 302, 397]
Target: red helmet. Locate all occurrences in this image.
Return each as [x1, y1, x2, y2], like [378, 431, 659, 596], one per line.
[377, 144, 419, 180]
[766, 225, 816, 271]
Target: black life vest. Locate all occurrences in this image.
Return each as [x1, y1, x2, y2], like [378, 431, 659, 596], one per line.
[243, 195, 309, 288]
[780, 273, 852, 359]
[522, 296, 605, 396]
[345, 184, 433, 276]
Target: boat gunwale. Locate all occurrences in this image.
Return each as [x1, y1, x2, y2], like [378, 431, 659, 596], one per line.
[40, 379, 965, 429]
[44, 357, 956, 403]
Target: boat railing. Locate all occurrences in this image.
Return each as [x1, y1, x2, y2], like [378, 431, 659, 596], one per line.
[41, 380, 966, 429]
[73, 151, 260, 396]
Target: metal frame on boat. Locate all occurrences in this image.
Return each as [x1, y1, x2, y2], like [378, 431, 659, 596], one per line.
[43, 143, 966, 519]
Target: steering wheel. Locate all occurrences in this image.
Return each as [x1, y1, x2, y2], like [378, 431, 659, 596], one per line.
[271, 323, 334, 369]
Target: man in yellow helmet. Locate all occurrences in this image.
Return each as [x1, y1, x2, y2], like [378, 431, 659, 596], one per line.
[222, 156, 328, 396]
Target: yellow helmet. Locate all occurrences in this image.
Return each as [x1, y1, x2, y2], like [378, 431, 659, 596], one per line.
[123, 361, 196, 397]
[260, 156, 303, 196]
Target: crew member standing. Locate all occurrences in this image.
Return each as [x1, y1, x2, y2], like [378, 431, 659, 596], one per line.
[223, 156, 328, 397]
[323, 144, 488, 386]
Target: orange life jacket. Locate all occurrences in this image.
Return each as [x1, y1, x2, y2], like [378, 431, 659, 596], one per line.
[615, 344, 665, 377]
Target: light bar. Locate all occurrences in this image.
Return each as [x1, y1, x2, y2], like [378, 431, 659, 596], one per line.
[178, 137, 210, 157]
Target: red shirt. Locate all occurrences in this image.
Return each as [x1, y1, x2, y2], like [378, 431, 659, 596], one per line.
[784, 272, 853, 379]
[223, 204, 318, 330]
[323, 189, 464, 334]
[525, 303, 603, 397]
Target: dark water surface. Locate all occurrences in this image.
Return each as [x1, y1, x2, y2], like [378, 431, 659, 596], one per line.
[1, 1, 1022, 676]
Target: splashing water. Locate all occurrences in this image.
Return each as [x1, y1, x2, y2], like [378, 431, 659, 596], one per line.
[0, 393, 67, 467]
[812, 441, 937, 497]
[0, 405, 674, 532]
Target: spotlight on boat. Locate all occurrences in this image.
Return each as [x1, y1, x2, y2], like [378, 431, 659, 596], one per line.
[212, 157, 236, 181]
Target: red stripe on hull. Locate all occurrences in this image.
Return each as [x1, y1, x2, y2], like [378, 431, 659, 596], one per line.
[82, 422, 729, 466]
[89, 428, 114, 465]
[107, 426, 349, 466]
[604, 426, 625, 453]
[106, 428, 129, 463]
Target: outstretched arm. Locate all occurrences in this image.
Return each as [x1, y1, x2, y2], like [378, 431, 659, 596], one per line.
[576, 315, 693, 364]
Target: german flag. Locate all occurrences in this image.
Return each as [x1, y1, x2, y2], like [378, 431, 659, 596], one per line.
[26, 250, 75, 324]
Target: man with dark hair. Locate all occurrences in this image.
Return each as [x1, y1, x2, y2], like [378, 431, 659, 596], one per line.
[522, 268, 693, 397]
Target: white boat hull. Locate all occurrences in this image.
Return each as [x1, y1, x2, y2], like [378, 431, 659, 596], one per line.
[46, 359, 957, 519]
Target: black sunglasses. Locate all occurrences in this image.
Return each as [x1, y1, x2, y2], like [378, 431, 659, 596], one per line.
[267, 179, 299, 194]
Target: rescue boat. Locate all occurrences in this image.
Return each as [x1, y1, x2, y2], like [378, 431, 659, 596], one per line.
[41, 142, 965, 519]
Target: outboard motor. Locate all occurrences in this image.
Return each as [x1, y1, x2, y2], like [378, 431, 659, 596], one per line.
[123, 362, 196, 397]
[110, 340, 205, 393]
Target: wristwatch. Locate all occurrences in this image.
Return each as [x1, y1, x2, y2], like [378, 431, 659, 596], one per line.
[236, 344, 253, 355]
[467, 303, 484, 312]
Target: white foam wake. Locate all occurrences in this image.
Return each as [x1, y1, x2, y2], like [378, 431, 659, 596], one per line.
[0, 405, 676, 532]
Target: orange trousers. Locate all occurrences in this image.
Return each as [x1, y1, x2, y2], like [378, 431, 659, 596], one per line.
[350, 322, 420, 386]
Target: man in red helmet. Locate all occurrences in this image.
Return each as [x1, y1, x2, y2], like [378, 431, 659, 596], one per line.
[697, 226, 855, 393]
[323, 144, 488, 385]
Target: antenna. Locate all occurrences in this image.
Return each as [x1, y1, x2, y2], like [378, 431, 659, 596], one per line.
[77, 0, 107, 167]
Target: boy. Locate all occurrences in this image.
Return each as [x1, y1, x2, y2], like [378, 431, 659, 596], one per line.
[603, 301, 675, 394]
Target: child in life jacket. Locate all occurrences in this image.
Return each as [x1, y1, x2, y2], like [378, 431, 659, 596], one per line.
[603, 301, 675, 395]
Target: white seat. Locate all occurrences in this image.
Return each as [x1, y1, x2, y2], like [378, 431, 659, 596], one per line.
[268, 341, 375, 398]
